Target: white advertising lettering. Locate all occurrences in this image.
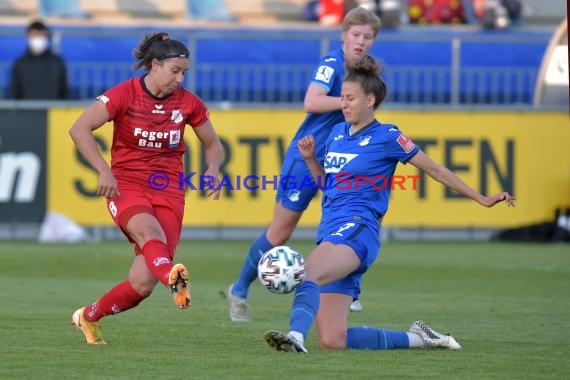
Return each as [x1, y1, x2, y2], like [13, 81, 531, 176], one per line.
[133, 127, 182, 149]
[0, 152, 41, 202]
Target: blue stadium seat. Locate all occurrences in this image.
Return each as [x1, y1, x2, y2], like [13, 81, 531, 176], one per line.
[39, 0, 88, 18]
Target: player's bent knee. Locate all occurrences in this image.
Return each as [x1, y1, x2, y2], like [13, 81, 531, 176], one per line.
[132, 284, 154, 298]
[139, 230, 167, 245]
[128, 277, 158, 298]
[128, 222, 167, 247]
[266, 227, 295, 246]
[318, 335, 347, 350]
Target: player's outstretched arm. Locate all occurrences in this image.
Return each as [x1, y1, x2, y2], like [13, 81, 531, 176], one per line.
[409, 150, 516, 208]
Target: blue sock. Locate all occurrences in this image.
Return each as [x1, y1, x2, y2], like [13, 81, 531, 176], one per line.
[290, 280, 320, 339]
[232, 231, 273, 299]
[346, 327, 410, 350]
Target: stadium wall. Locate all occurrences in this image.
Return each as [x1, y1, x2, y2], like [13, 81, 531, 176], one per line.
[1, 106, 568, 238]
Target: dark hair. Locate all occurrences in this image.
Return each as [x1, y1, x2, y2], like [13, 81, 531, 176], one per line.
[27, 20, 49, 34]
[133, 32, 189, 72]
[344, 55, 387, 108]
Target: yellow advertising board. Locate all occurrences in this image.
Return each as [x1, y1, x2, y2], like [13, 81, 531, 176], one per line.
[48, 109, 570, 228]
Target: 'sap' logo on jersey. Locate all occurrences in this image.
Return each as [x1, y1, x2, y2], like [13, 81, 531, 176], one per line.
[315, 65, 334, 84]
[324, 152, 358, 173]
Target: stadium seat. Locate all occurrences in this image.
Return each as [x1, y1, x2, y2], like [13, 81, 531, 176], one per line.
[40, 0, 88, 18]
[225, 0, 306, 24]
[0, 0, 304, 25]
[187, 0, 235, 22]
[78, 0, 187, 21]
[0, 0, 37, 17]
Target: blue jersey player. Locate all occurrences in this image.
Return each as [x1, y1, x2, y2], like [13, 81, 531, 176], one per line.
[226, 7, 382, 321]
[264, 56, 516, 353]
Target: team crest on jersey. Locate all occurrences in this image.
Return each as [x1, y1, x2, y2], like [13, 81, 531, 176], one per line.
[288, 190, 301, 202]
[397, 133, 415, 153]
[359, 136, 372, 146]
[324, 152, 358, 173]
[315, 65, 334, 84]
[171, 110, 183, 124]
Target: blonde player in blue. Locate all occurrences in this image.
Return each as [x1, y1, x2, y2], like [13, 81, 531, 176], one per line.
[226, 7, 381, 321]
[264, 55, 516, 353]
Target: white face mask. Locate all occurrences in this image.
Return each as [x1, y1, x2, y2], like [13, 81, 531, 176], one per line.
[28, 36, 49, 55]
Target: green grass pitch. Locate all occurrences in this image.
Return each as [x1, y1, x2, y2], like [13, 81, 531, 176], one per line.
[0, 240, 568, 379]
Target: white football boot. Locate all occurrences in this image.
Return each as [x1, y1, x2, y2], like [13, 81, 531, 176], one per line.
[409, 320, 461, 350]
[226, 284, 250, 322]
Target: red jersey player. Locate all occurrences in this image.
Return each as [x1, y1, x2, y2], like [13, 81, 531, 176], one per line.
[69, 32, 224, 345]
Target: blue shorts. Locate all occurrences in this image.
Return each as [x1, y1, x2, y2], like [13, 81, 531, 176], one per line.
[318, 221, 381, 299]
[275, 156, 319, 212]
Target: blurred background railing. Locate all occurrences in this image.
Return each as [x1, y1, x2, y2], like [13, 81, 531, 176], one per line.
[0, 26, 553, 107]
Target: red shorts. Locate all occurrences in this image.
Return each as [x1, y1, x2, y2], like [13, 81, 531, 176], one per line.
[106, 182, 185, 258]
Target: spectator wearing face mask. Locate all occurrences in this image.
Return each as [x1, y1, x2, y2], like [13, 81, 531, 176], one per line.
[10, 20, 69, 100]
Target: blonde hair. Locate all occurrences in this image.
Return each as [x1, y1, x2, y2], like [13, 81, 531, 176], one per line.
[341, 7, 382, 36]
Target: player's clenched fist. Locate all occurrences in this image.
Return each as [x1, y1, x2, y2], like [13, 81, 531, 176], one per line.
[297, 135, 316, 160]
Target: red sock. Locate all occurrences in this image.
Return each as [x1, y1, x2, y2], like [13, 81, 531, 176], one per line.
[83, 280, 145, 322]
[141, 239, 173, 287]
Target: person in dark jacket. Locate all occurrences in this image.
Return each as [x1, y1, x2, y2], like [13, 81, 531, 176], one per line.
[10, 20, 68, 99]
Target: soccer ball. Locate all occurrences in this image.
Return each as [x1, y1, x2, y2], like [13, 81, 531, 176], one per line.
[258, 246, 305, 294]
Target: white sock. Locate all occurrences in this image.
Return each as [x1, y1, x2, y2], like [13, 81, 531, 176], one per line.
[407, 332, 425, 348]
[288, 331, 304, 345]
